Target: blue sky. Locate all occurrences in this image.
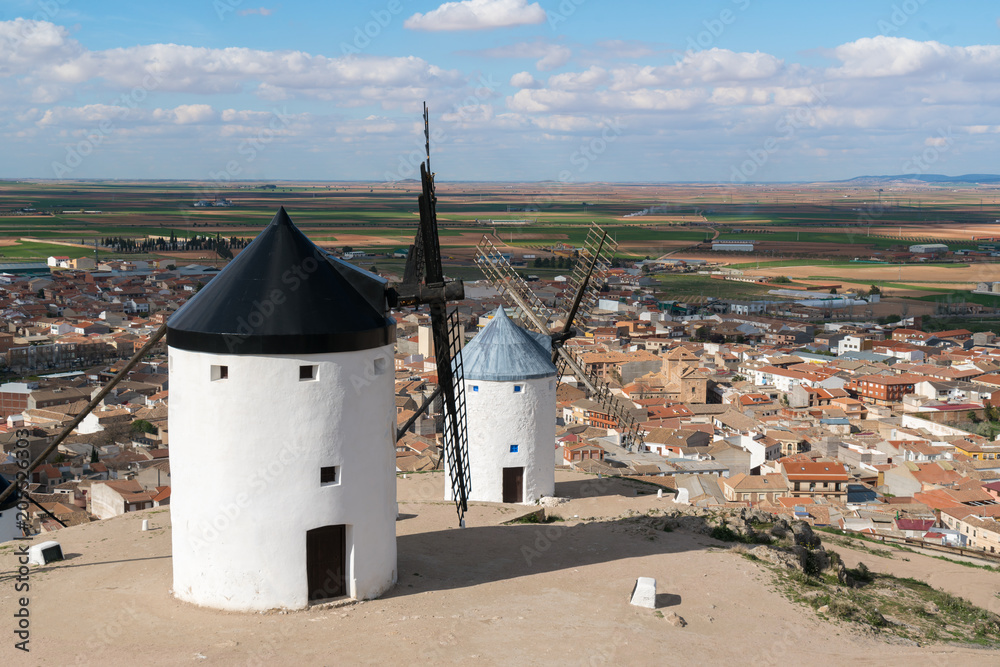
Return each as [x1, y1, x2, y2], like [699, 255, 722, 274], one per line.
[2, 0, 999, 182]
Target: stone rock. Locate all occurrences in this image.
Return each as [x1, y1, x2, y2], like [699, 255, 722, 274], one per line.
[540, 496, 570, 507]
[748, 545, 802, 571]
[741, 508, 777, 525]
[869, 609, 888, 626]
[665, 612, 687, 627]
[769, 519, 791, 539]
[925, 602, 940, 615]
[630, 577, 656, 609]
[791, 544, 830, 573]
[818, 605, 830, 614]
[792, 521, 821, 548]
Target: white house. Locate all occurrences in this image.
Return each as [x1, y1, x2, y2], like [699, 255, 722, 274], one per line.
[89, 479, 154, 520]
[46, 256, 71, 268]
[726, 433, 781, 471]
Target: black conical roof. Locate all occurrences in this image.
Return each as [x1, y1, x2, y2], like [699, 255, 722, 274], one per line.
[167, 207, 395, 355]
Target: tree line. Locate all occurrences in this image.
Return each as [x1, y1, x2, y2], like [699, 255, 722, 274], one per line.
[103, 233, 251, 257]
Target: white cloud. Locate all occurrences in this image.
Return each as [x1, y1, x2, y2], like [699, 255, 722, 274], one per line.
[169, 104, 218, 124]
[0, 19, 81, 70]
[536, 45, 571, 71]
[606, 50, 784, 91]
[334, 116, 401, 135]
[404, 0, 545, 32]
[0, 21, 467, 104]
[507, 87, 707, 113]
[472, 41, 572, 71]
[530, 115, 610, 132]
[963, 125, 1000, 134]
[509, 71, 540, 88]
[238, 7, 273, 16]
[708, 86, 771, 106]
[828, 36, 1000, 79]
[546, 66, 608, 92]
[36, 104, 126, 128]
[4, 19, 1000, 182]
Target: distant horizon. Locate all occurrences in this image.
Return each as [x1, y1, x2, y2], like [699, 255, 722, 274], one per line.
[4, 173, 1000, 186]
[2, 1, 999, 182]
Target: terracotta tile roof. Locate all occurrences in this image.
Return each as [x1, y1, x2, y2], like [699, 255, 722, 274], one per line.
[781, 461, 849, 481]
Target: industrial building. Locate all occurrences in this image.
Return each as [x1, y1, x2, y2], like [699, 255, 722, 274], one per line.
[909, 243, 948, 254]
[712, 241, 755, 252]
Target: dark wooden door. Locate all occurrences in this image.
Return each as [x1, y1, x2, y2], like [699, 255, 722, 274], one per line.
[502, 467, 524, 503]
[307, 524, 346, 601]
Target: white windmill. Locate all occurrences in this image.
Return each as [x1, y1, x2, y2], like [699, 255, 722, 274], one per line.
[447, 307, 557, 504]
[167, 207, 399, 611]
[0, 105, 474, 607]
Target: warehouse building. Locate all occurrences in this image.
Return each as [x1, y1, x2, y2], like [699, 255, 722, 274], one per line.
[908, 243, 948, 254]
[712, 241, 755, 252]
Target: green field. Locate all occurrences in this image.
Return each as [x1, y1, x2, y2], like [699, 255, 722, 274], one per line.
[726, 259, 975, 271]
[655, 274, 776, 301]
[715, 230, 979, 250]
[3, 180, 999, 283]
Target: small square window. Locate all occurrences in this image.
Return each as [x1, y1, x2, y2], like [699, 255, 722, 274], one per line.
[472, 385, 479, 392]
[321, 466, 339, 486]
[513, 385, 522, 393]
[374, 357, 387, 375]
[300, 365, 317, 381]
[509, 444, 519, 453]
[211, 365, 228, 381]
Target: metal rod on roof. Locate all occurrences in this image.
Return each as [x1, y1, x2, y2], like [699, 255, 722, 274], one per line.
[0, 322, 168, 507]
[423, 101, 431, 174]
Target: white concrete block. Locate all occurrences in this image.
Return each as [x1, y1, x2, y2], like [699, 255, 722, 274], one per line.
[630, 577, 656, 609]
[27, 541, 63, 566]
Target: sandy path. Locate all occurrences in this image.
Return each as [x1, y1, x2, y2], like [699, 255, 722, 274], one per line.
[17, 237, 97, 250]
[756, 263, 1000, 286]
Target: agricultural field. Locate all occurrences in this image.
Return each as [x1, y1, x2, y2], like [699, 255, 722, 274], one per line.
[2, 179, 999, 307]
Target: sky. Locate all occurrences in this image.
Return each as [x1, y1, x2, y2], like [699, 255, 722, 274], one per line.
[2, 0, 999, 183]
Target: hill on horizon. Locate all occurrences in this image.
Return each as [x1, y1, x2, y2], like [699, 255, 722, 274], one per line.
[839, 173, 1000, 185]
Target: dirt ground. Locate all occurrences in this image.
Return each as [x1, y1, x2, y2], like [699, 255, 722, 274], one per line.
[797, 224, 1000, 241]
[1, 471, 996, 665]
[613, 216, 709, 223]
[756, 263, 1000, 288]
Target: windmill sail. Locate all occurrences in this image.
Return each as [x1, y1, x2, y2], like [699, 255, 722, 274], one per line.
[475, 227, 645, 450]
[391, 104, 471, 525]
[439, 309, 470, 513]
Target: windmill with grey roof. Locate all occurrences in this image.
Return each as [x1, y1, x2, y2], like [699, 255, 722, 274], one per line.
[445, 306, 558, 504]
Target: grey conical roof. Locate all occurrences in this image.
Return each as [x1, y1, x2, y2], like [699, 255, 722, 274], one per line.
[461, 307, 556, 382]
